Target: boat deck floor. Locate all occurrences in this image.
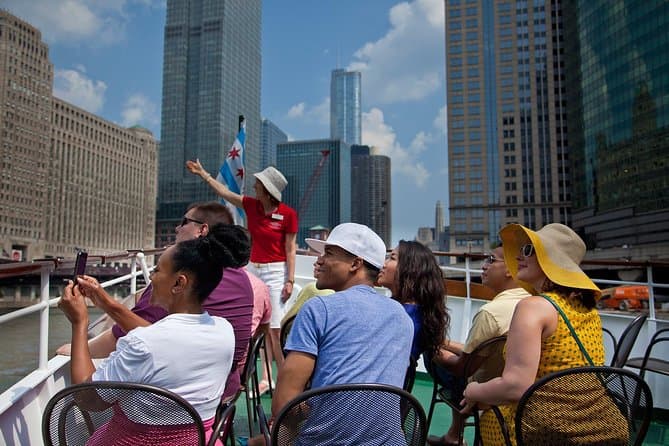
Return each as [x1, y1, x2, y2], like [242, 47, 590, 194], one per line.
[238, 372, 669, 445]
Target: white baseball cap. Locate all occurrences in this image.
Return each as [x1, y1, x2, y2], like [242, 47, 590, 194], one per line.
[305, 223, 386, 269]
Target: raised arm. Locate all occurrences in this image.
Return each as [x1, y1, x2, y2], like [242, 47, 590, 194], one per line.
[76, 275, 150, 333]
[186, 159, 243, 207]
[59, 282, 96, 383]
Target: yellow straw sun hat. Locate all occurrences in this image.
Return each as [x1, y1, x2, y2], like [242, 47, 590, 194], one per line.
[499, 223, 600, 298]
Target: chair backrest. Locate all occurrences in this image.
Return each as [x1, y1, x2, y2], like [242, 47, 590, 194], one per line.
[209, 402, 236, 446]
[42, 381, 205, 446]
[403, 355, 418, 392]
[610, 314, 647, 367]
[257, 403, 272, 445]
[515, 366, 653, 446]
[462, 335, 507, 382]
[271, 383, 427, 446]
[241, 332, 266, 391]
[280, 314, 297, 353]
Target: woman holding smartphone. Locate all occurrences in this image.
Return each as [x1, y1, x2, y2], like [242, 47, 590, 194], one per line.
[59, 224, 248, 444]
[186, 159, 297, 393]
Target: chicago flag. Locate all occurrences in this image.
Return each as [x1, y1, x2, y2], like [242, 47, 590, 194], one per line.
[216, 119, 245, 224]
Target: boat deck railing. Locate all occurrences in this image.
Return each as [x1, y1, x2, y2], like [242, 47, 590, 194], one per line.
[431, 251, 669, 320]
[1, 249, 668, 404]
[0, 249, 164, 374]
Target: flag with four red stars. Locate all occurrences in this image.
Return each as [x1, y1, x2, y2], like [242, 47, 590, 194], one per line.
[216, 117, 246, 224]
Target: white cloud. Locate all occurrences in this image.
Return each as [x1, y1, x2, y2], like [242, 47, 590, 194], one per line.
[3, 0, 162, 45]
[287, 102, 305, 118]
[433, 105, 448, 136]
[409, 131, 431, 153]
[348, 0, 444, 104]
[363, 108, 430, 187]
[120, 93, 159, 128]
[53, 68, 107, 113]
[286, 98, 330, 126]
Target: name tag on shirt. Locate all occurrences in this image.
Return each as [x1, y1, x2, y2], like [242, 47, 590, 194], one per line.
[271, 213, 284, 221]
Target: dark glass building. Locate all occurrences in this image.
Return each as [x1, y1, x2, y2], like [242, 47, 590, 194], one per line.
[276, 139, 351, 247]
[351, 145, 392, 247]
[157, 0, 261, 234]
[564, 0, 669, 248]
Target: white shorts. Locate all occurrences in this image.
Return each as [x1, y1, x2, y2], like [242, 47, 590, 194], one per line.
[246, 261, 287, 329]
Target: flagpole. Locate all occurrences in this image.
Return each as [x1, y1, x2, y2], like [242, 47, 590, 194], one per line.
[238, 114, 245, 199]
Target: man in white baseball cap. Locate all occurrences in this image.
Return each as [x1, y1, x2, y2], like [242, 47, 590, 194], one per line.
[266, 223, 413, 443]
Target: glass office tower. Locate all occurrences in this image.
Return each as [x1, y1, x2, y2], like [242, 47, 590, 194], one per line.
[260, 118, 287, 169]
[446, 0, 570, 250]
[330, 69, 362, 145]
[564, 0, 669, 248]
[351, 145, 392, 247]
[157, 0, 261, 235]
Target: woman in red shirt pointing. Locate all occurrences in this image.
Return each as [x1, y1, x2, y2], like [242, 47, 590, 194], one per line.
[186, 160, 298, 385]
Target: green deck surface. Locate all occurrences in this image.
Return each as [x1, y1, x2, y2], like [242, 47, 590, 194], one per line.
[234, 371, 669, 445]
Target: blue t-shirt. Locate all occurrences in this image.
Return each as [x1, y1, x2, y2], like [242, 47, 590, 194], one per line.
[402, 303, 422, 359]
[286, 284, 413, 388]
[285, 284, 414, 445]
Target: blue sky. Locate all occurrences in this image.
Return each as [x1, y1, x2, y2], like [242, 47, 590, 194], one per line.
[6, 0, 449, 245]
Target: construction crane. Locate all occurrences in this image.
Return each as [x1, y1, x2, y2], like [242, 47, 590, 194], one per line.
[298, 150, 331, 216]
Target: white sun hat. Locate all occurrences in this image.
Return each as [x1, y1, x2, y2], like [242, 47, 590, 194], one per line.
[253, 166, 287, 201]
[305, 222, 386, 269]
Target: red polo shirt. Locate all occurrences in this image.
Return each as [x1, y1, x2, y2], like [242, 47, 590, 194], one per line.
[243, 196, 298, 263]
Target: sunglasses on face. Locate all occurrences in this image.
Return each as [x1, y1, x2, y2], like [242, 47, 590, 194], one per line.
[180, 216, 205, 227]
[483, 255, 504, 265]
[520, 243, 535, 257]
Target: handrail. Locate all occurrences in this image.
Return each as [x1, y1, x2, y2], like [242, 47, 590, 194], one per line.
[0, 248, 666, 395]
[432, 252, 669, 327]
[0, 249, 164, 376]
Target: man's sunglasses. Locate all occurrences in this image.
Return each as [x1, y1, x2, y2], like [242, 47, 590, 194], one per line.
[483, 255, 504, 265]
[520, 244, 535, 257]
[180, 216, 205, 227]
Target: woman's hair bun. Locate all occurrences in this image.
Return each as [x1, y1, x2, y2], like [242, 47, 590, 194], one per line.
[200, 223, 251, 268]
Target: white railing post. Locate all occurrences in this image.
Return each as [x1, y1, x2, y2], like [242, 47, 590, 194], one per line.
[136, 252, 151, 284]
[647, 264, 656, 321]
[461, 256, 473, 341]
[130, 255, 138, 295]
[38, 266, 50, 370]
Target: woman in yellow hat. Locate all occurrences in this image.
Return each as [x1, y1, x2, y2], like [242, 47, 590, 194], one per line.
[461, 223, 627, 445]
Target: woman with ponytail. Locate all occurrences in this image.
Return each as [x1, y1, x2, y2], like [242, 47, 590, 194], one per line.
[59, 223, 250, 443]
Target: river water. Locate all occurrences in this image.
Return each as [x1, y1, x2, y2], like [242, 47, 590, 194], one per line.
[0, 308, 105, 393]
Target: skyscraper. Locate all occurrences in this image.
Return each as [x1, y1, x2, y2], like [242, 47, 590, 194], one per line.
[435, 200, 445, 249]
[260, 118, 287, 168]
[157, 0, 261, 233]
[276, 139, 351, 246]
[0, 11, 158, 261]
[446, 1, 570, 251]
[564, 0, 669, 249]
[351, 145, 392, 246]
[330, 69, 361, 145]
[0, 11, 53, 260]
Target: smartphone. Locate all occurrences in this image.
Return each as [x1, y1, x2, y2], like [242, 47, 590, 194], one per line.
[72, 250, 88, 282]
